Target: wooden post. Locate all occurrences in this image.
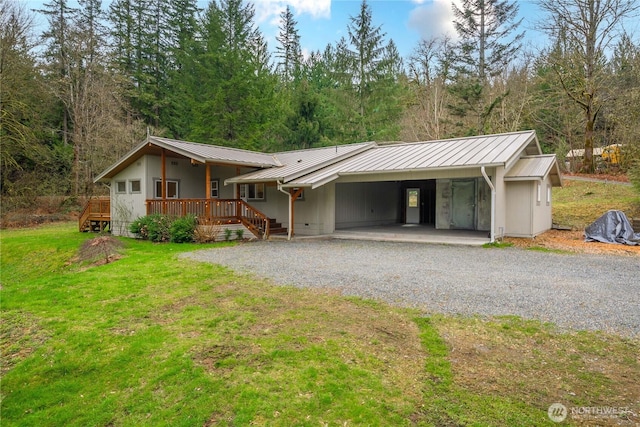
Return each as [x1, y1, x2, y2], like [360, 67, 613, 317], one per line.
[235, 167, 241, 199]
[289, 188, 304, 237]
[205, 164, 211, 200]
[161, 148, 166, 214]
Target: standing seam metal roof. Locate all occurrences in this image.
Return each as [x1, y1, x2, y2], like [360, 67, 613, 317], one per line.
[282, 131, 540, 188]
[150, 137, 280, 167]
[224, 142, 374, 183]
[504, 155, 562, 186]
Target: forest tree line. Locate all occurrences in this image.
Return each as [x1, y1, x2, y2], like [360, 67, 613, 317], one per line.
[1, 0, 640, 202]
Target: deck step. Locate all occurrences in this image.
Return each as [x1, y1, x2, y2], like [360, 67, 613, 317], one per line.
[267, 218, 287, 235]
[270, 227, 288, 235]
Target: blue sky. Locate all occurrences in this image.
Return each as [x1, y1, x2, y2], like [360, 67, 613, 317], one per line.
[24, 0, 635, 61]
[253, 0, 547, 60]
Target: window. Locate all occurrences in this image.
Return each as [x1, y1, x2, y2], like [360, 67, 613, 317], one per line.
[210, 180, 219, 198]
[116, 181, 126, 194]
[240, 183, 265, 200]
[292, 187, 305, 201]
[536, 183, 541, 205]
[154, 179, 179, 198]
[546, 184, 551, 206]
[130, 180, 141, 193]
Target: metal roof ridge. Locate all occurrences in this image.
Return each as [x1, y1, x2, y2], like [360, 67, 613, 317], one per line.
[272, 140, 376, 156]
[374, 130, 536, 148]
[280, 142, 377, 183]
[150, 136, 270, 157]
[148, 136, 280, 167]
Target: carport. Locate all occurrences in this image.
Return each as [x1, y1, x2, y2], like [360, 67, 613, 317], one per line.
[331, 224, 489, 246]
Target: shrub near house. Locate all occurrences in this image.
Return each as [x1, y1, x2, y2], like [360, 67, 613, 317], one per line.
[129, 214, 196, 243]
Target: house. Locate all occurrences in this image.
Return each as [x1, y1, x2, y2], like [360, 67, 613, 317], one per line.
[565, 144, 623, 171]
[87, 130, 562, 242]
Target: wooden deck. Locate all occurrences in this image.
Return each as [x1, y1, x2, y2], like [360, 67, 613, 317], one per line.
[79, 197, 286, 238]
[79, 197, 111, 232]
[145, 199, 282, 239]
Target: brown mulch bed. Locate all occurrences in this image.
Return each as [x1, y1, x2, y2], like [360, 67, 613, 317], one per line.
[505, 229, 640, 256]
[563, 172, 630, 183]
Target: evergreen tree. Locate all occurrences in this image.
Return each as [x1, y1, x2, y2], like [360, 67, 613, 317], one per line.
[36, 0, 77, 145]
[347, 0, 386, 138]
[449, 0, 524, 134]
[275, 6, 302, 84]
[109, 0, 173, 127]
[162, 0, 199, 137]
[189, 0, 277, 150]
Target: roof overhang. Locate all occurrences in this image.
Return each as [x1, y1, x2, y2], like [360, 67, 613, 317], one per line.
[281, 163, 504, 189]
[504, 155, 563, 187]
[504, 132, 542, 172]
[224, 142, 376, 186]
[94, 137, 278, 183]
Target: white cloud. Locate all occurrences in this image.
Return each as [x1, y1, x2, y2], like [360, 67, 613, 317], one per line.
[408, 0, 458, 41]
[253, 0, 331, 25]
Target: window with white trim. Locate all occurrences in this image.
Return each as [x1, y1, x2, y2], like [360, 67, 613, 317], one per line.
[536, 183, 541, 205]
[210, 180, 219, 198]
[116, 181, 126, 194]
[546, 184, 551, 206]
[130, 180, 141, 193]
[239, 183, 265, 200]
[154, 179, 179, 198]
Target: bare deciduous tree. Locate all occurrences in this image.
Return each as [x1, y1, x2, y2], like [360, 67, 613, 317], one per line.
[536, 0, 640, 172]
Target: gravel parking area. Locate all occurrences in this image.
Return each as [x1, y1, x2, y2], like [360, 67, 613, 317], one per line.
[181, 239, 640, 338]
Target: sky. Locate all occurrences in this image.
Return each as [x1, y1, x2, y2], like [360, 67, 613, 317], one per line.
[253, 0, 546, 59]
[22, 0, 638, 61]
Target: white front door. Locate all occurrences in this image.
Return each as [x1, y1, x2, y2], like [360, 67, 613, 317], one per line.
[406, 188, 420, 224]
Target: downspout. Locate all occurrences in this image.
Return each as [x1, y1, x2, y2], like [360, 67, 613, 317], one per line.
[481, 166, 495, 243]
[277, 181, 293, 240]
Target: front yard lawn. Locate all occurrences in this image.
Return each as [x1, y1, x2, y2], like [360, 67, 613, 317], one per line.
[1, 224, 638, 426]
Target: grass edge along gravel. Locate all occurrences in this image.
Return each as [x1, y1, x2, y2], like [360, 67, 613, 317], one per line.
[1, 223, 638, 426]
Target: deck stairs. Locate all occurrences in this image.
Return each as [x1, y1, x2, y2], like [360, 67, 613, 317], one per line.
[268, 218, 287, 235]
[79, 197, 111, 232]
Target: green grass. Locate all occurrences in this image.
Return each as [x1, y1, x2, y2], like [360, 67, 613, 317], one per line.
[1, 224, 639, 426]
[482, 241, 514, 248]
[553, 180, 640, 229]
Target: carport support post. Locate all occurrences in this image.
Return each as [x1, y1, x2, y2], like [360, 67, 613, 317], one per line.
[481, 166, 496, 243]
[277, 182, 304, 241]
[288, 188, 304, 239]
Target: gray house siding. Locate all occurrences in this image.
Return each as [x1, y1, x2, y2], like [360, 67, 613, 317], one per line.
[335, 182, 401, 229]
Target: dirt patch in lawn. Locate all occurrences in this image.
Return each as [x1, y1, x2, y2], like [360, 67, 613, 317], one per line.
[435, 316, 640, 426]
[0, 311, 51, 377]
[505, 229, 640, 256]
[189, 282, 426, 407]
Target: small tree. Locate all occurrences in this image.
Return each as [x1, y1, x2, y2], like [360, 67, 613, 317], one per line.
[79, 235, 124, 264]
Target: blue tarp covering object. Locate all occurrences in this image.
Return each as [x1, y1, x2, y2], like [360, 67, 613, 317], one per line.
[584, 210, 640, 246]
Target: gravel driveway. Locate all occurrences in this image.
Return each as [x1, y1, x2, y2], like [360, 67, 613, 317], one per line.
[181, 239, 640, 338]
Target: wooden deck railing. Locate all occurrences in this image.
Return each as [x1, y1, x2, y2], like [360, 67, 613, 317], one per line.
[145, 199, 270, 238]
[79, 197, 110, 231]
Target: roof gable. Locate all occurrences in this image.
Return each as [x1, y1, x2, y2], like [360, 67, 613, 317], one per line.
[94, 136, 280, 182]
[504, 155, 563, 186]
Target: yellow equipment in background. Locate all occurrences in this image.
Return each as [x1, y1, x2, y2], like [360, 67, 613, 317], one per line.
[601, 144, 623, 165]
